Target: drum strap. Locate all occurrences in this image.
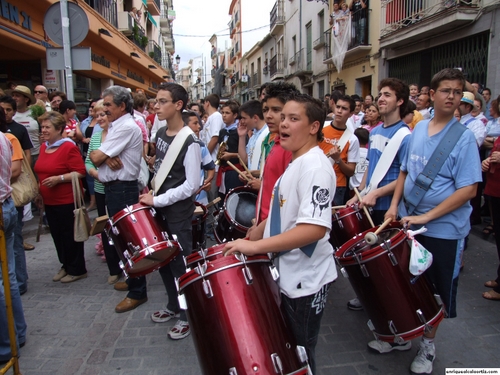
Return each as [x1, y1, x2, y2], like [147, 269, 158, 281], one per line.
[270, 177, 317, 259]
[152, 126, 194, 194]
[404, 119, 466, 215]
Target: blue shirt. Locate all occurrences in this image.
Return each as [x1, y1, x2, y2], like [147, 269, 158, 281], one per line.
[367, 120, 410, 211]
[399, 119, 482, 239]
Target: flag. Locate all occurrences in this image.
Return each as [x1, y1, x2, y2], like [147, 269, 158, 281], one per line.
[331, 15, 351, 72]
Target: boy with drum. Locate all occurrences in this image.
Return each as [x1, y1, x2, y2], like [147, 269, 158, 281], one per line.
[139, 83, 202, 340]
[384, 68, 481, 374]
[224, 93, 337, 374]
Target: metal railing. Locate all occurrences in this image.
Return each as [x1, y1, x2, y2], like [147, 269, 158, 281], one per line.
[323, 28, 332, 61]
[131, 22, 147, 51]
[85, 0, 118, 27]
[252, 72, 260, 87]
[270, 0, 285, 30]
[148, 40, 162, 65]
[269, 53, 284, 78]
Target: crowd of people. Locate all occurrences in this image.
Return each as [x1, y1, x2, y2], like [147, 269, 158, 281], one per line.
[0, 70, 499, 375]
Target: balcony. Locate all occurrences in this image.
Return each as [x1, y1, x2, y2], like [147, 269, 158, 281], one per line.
[252, 72, 260, 88]
[323, 27, 372, 65]
[85, 0, 117, 28]
[147, 40, 162, 65]
[147, 0, 161, 16]
[380, 0, 480, 49]
[263, 66, 269, 75]
[211, 47, 217, 59]
[270, 0, 285, 36]
[313, 34, 325, 50]
[289, 49, 312, 78]
[221, 85, 231, 98]
[130, 22, 147, 52]
[229, 20, 235, 36]
[230, 48, 236, 62]
[269, 54, 284, 81]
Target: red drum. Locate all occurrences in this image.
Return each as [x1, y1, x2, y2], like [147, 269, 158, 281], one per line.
[105, 204, 180, 278]
[179, 254, 310, 375]
[192, 202, 208, 251]
[330, 204, 372, 249]
[185, 243, 225, 269]
[335, 223, 445, 343]
[214, 186, 257, 243]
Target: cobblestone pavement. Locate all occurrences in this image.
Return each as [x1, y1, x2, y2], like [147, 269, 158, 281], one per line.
[6, 212, 500, 375]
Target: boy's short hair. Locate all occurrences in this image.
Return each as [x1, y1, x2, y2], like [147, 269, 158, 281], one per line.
[181, 110, 202, 127]
[158, 82, 188, 111]
[429, 68, 465, 92]
[0, 95, 16, 111]
[378, 78, 410, 118]
[336, 94, 356, 112]
[264, 82, 299, 105]
[354, 127, 369, 145]
[239, 99, 264, 120]
[58, 100, 76, 114]
[288, 93, 326, 141]
[221, 99, 240, 115]
[204, 94, 220, 109]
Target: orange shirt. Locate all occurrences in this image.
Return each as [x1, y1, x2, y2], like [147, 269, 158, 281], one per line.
[5, 133, 23, 161]
[319, 124, 350, 187]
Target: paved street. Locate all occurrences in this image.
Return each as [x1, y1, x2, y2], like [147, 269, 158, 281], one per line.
[5, 211, 500, 375]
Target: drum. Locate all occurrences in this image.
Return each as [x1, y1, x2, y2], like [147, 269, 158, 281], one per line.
[192, 202, 208, 251]
[105, 204, 180, 278]
[330, 204, 372, 249]
[214, 186, 257, 243]
[184, 243, 225, 269]
[335, 223, 445, 343]
[179, 254, 310, 375]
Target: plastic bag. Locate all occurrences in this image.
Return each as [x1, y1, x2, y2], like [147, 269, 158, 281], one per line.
[407, 227, 433, 276]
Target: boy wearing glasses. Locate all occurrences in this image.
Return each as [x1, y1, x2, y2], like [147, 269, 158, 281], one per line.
[383, 68, 481, 374]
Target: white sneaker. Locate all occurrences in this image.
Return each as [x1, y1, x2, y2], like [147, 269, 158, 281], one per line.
[347, 298, 363, 311]
[151, 308, 180, 323]
[410, 342, 435, 375]
[168, 320, 190, 340]
[367, 339, 412, 354]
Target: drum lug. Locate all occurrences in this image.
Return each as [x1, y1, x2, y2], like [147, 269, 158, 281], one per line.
[202, 279, 213, 298]
[367, 319, 375, 332]
[354, 253, 369, 277]
[150, 207, 156, 216]
[388, 320, 404, 345]
[108, 237, 114, 246]
[194, 263, 208, 276]
[416, 309, 426, 324]
[434, 294, 447, 318]
[127, 259, 134, 269]
[229, 368, 238, 375]
[178, 293, 188, 309]
[112, 225, 120, 236]
[119, 260, 125, 270]
[130, 213, 137, 223]
[387, 251, 398, 266]
[242, 266, 253, 285]
[340, 267, 349, 278]
[296, 345, 309, 364]
[269, 265, 280, 281]
[270, 353, 283, 374]
[161, 231, 170, 241]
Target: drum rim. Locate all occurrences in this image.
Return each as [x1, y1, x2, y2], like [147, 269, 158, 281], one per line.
[332, 205, 361, 220]
[186, 244, 225, 265]
[193, 202, 208, 223]
[110, 203, 154, 225]
[125, 240, 180, 261]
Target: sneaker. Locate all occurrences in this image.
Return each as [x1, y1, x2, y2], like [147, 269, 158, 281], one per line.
[347, 298, 363, 311]
[367, 339, 411, 354]
[60, 273, 88, 283]
[151, 308, 180, 323]
[168, 320, 190, 340]
[52, 268, 67, 282]
[410, 342, 435, 375]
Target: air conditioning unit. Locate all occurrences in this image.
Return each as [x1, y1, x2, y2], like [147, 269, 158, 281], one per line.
[117, 12, 134, 35]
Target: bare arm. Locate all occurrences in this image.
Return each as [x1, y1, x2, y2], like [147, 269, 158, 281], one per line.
[207, 136, 219, 154]
[385, 170, 407, 221]
[89, 149, 108, 167]
[10, 160, 21, 181]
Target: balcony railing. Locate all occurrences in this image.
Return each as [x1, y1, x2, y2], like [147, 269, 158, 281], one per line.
[269, 54, 284, 78]
[221, 85, 231, 97]
[131, 22, 147, 52]
[263, 66, 269, 75]
[230, 49, 235, 61]
[313, 34, 325, 50]
[251, 72, 260, 87]
[323, 28, 332, 62]
[270, 0, 285, 31]
[147, 40, 162, 65]
[85, 0, 117, 28]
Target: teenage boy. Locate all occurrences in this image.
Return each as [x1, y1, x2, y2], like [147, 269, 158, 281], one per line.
[224, 93, 337, 374]
[139, 83, 202, 340]
[382, 68, 481, 375]
[319, 94, 360, 205]
[216, 100, 246, 199]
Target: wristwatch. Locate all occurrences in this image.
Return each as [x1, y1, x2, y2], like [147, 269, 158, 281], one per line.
[60, 175, 65, 181]
[335, 159, 341, 164]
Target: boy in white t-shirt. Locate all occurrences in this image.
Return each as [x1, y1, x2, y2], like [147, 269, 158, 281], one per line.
[349, 127, 369, 193]
[224, 93, 337, 374]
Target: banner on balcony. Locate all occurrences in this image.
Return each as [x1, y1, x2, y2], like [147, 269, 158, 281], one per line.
[331, 15, 351, 72]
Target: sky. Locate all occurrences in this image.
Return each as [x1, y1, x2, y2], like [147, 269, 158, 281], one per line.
[172, 0, 272, 76]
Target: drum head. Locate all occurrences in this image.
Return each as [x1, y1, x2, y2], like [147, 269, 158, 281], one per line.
[342, 228, 400, 258]
[226, 191, 256, 229]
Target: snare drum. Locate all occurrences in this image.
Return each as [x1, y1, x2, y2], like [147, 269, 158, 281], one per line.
[330, 204, 372, 249]
[105, 204, 180, 278]
[185, 243, 225, 269]
[192, 202, 208, 251]
[335, 223, 445, 342]
[179, 254, 310, 375]
[214, 186, 257, 243]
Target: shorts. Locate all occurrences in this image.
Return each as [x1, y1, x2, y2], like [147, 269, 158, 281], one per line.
[415, 235, 464, 318]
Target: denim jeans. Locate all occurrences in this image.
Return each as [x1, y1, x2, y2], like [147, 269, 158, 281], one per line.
[281, 283, 331, 375]
[356, 17, 367, 45]
[105, 181, 147, 300]
[14, 207, 28, 294]
[334, 187, 347, 206]
[0, 197, 27, 361]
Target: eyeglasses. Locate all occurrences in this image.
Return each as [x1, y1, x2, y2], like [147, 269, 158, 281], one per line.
[34, 91, 46, 94]
[154, 99, 176, 105]
[437, 89, 463, 97]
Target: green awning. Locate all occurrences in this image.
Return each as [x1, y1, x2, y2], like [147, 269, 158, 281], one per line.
[142, 0, 147, 5]
[147, 12, 157, 27]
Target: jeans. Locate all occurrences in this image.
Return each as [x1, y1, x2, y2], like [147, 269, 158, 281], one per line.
[334, 187, 347, 206]
[105, 181, 147, 300]
[353, 17, 367, 45]
[281, 283, 331, 375]
[0, 197, 27, 361]
[14, 207, 28, 294]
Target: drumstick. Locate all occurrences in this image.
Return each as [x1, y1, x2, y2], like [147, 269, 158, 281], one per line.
[332, 205, 346, 210]
[353, 187, 376, 228]
[206, 197, 221, 209]
[364, 218, 393, 245]
[227, 161, 251, 182]
[237, 155, 252, 176]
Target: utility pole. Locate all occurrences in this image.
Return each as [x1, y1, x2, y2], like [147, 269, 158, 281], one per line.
[60, 0, 74, 100]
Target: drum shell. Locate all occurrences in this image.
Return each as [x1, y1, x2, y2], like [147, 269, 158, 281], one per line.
[192, 202, 208, 251]
[335, 223, 444, 341]
[179, 255, 305, 375]
[105, 204, 180, 277]
[214, 186, 257, 243]
[330, 205, 372, 249]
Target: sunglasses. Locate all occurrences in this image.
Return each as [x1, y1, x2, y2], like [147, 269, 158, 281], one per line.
[34, 91, 46, 94]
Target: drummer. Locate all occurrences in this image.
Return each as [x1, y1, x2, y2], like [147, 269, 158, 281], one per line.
[383, 68, 481, 375]
[224, 93, 337, 374]
[139, 83, 202, 341]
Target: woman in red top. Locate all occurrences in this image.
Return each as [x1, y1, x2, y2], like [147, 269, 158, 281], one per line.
[482, 136, 500, 300]
[34, 111, 87, 283]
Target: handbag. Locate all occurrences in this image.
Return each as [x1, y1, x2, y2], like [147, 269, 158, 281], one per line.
[72, 172, 91, 242]
[11, 150, 39, 207]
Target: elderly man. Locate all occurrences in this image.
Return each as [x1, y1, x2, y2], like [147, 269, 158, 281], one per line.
[11, 86, 39, 167]
[416, 94, 432, 120]
[89, 85, 146, 313]
[34, 85, 51, 111]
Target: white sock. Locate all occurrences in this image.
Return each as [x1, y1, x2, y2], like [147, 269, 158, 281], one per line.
[422, 337, 434, 347]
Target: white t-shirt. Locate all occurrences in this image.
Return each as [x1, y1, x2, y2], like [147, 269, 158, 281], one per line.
[200, 111, 225, 162]
[264, 146, 338, 298]
[150, 114, 166, 143]
[349, 146, 368, 190]
[13, 110, 40, 155]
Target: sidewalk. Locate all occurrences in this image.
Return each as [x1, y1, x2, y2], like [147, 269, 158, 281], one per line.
[8, 213, 500, 375]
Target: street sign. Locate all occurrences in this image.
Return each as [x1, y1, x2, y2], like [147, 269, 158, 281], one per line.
[46, 47, 92, 70]
[44, 2, 89, 47]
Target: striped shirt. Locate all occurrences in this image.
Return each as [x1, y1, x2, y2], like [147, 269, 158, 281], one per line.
[85, 131, 106, 194]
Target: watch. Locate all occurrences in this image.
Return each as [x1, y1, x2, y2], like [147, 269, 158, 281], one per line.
[60, 175, 65, 181]
[335, 159, 341, 164]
